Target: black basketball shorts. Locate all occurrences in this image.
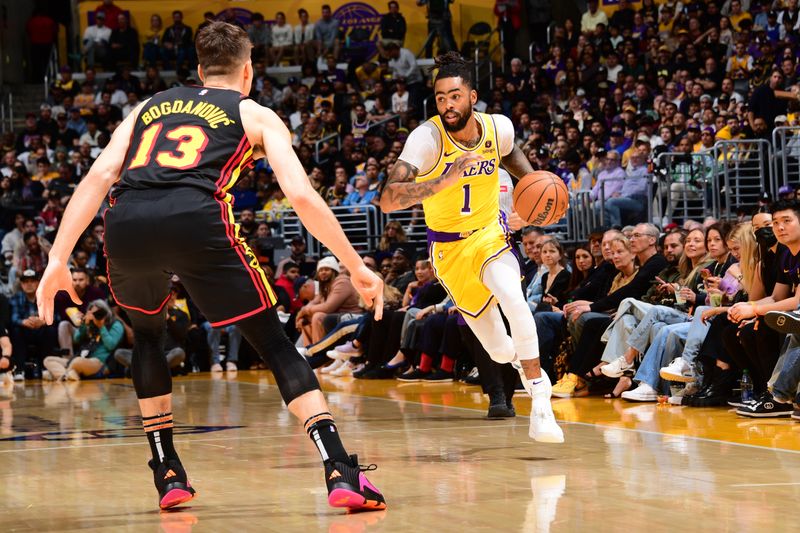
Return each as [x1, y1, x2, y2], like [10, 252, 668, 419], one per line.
[104, 187, 277, 326]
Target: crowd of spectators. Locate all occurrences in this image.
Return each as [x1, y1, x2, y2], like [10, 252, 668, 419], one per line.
[5, 1, 800, 421]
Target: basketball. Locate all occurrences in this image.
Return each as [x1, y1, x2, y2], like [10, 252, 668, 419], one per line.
[512, 171, 570, 226]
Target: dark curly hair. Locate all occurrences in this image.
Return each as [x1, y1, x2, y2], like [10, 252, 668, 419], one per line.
[432, 51, 474, 89]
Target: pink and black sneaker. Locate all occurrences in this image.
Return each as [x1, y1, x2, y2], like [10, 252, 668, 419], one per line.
[148, 458, 196, 510]
[325, 454, 386, 512]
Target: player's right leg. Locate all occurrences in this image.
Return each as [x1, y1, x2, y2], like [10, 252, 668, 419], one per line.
[128, 310, 195, 510]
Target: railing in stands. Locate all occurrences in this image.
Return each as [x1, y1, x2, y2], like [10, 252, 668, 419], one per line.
[654, 150, 718, 225]
[422, 94, 434, 120]
[715, 139, 773, 220]
[314, 132, 341, 164]
[473, 27, 502, 92]
[772, 126, 800, 189]
[256, 205, 382, 257]
[366, 113, 402, 134]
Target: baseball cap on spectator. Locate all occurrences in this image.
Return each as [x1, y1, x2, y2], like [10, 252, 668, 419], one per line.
[536, 147, 549, 158]
[677, 28, 689, 35]
[287, 76, 299, 85]
[40, 103, 51, 111]
[610, 129, 624, 137]
[290, 235, 305, 245]
[664, 222, 679, 231]
[687, 124, 700, 132]
[658, 45, 670, 53]
[595, 148, 608, 158]
[779, 185, 795, 196]
[702, 126, 715, 134]
[700, 94, 712, 103]
[576, 88, 586, 97]
[636, 133, 651, 142]
[776, 115, 788, 125]
[57, 112, 67, 120]
[316, 256, 340, 273]
[21, 269, 39, 281]
[622, 104, 636, 113]
[393, 247, 411, 261]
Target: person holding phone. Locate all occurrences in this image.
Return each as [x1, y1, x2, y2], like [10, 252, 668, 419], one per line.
[42, 299, 124, 381]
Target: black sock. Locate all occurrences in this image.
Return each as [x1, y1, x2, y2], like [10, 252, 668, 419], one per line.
[143, 412, 179, 463]
[304, 412, 349, 464]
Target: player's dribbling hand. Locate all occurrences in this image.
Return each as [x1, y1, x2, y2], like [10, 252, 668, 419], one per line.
[507, 212, 525, 231]
[36, 259, 83, 325]
[349, 263, 385, 320]
[441, 152, 482, 188]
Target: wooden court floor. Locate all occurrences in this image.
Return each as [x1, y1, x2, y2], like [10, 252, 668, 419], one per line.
[1, 371, 800, 532]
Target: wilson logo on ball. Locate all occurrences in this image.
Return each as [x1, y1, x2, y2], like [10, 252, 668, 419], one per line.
[532, 198, 554, 226]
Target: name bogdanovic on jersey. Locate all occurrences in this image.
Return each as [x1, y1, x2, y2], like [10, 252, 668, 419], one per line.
[416, 112, 501, 233]
[139, 99, 236, 129]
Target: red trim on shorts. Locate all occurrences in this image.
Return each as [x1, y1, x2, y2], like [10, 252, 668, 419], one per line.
[102, 208, 172, 315]
[208, 303, 267, 327]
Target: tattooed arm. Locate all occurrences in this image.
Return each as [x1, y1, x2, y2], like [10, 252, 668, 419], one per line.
[500, 144, 535, 182]
[379, 153, 481, 212]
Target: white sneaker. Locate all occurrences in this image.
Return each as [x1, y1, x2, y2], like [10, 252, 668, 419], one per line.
[326, 349, 346, 360]
[225, 361, 238, 372]
[12, 371, 24, 382]
[529, 397, 565, 444]
[42, 370, 54, 381]
[659, 357, 695, 382]
[320, 359, 346, 374]
[600, 356, 634, 378]
[65, 369, 80, 381]
[621, 383, 658, 402]
[1, 373, 13, 387]
[210, 363, 223, 372]
[527, 372, 564, 443]
[334, 341, 361, 357]
[330, 361, 355, 377]
[668, 381, 699, 405]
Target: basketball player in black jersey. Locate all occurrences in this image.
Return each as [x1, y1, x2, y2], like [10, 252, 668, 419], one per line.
[36, 22, 386, 512]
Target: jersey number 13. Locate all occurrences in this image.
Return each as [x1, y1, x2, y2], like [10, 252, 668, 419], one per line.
[128, 124, 209, 170]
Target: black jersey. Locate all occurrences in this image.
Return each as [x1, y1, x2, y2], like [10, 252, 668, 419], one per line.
[116, 86, 254, 197]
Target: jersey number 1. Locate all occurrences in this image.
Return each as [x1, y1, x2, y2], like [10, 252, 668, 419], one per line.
[128, 124, 209, 170]
[461, 184, 471, 214]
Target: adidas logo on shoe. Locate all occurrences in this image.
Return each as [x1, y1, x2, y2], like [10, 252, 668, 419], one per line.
[328, 469, 342, 481]
[164, 469, 177, 480]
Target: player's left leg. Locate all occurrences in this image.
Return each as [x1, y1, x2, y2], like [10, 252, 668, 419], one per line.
[466, 250, 564, 443]
[235, 309, 386, 511]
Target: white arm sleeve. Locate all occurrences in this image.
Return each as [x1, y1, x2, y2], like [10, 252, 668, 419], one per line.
[492, 114, 516, 157]
[397, 121, 442, 175]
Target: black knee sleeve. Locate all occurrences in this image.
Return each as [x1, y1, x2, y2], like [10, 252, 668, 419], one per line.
[129, 313, 172, 399]
[237, 308, 320, 404]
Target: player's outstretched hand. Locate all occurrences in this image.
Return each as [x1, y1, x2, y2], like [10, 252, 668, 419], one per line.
[441, 152, 482, 188]
[36, 259, 82, 325]
[350, 264, 385, 321]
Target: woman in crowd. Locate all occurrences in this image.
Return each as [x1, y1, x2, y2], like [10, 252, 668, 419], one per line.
[551, 234, 639, 397]
[537, 237, 571, 310]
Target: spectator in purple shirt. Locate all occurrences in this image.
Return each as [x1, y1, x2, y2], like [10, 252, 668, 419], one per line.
[591, 150, 626, 203]
[604, 141, 651, 227]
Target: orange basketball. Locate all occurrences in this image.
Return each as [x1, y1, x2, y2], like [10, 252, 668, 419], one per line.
[512, 171, 570, 226]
